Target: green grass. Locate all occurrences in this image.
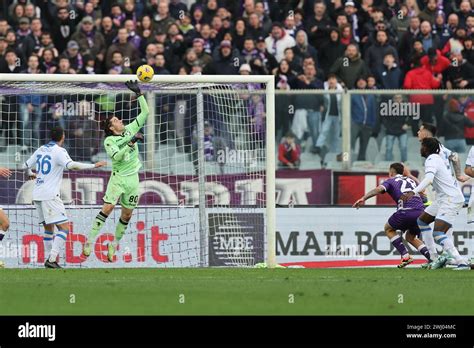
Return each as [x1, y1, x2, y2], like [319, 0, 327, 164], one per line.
[0, 268, 472, 315]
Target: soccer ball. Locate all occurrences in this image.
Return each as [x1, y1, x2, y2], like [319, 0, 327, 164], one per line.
[136, 65, 154, 83]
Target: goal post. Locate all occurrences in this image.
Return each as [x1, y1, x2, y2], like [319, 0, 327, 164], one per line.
[0, 73, 275, 268]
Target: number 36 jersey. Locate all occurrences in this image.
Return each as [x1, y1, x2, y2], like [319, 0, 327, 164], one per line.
[25, 142, 73, 201]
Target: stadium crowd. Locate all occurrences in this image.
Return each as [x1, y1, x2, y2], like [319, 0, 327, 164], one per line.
[1, 0, 474, 168]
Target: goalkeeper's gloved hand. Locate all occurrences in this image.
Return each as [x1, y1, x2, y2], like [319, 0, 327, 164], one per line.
[125, 80, 142, 97]
[128, 132, 144, 147]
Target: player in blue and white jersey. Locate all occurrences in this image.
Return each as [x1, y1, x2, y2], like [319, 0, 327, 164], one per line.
[24, 127, 106, 268]
[401, 137, 470, 270]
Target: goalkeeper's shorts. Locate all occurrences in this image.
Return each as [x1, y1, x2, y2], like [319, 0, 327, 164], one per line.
[103, 172, 140, 209]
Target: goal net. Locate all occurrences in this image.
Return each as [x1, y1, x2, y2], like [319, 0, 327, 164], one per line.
[0, 74, 275, 268]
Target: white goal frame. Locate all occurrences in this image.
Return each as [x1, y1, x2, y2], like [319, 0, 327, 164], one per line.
[0, 73, 276, 268]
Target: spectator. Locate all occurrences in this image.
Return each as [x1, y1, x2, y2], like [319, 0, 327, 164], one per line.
[433, 11, 452, 49]
[82, 1, 102, 25]
[376, 52, 401, 89]
[442, 26, 466, 55]
[264, 22, 295, 62]
[445, 50, 474, 89]
[241, 37, 259, 63]
[123, 0, 137, 23]
[351, 77, 377, 161]
[291, 63, 324, 154]
[39, 48, 57, 73]
[0, 36, 8, 72]
[191, 121, 226, 174]
[204, 40, 241, 75]
[154, 54, 170, 74]
[169, 0, 188, 21]
[192, 38, 212, 68]
[319, 28, 346, 73]
[406, 0, 421, 17]
[16, 17, 31, 47]
[247, 13, 265, 41]
[344, 1, 360, 42]
[22, 18, 42, 58]
[315, 74, 343, 167]
[443, 98, 474, 152]
[284, 47, 302, 74]
[110, 3, 126, 28]
[305, 1, 334, 50]
[48, 6, 76, 54]
[330, 43, 369, 88]
[71, 16, 106, 63]
[19, 55, 45, 153]
[365, 30, 399, 74]
[0, 49, 21, 73]
[457, 0, 473, 27]
[124, 19, 142, 49]
[278, 132, 301, 169]
[419, 0, 438, 24]
[55, 56, 75, 74]
[154, 1, 176, 35]
[255, 36, 278, 73]
[340, 23, 356, 45]
[255, 1, 273, 34]
[67, 100, 100, 162]
[463, 35, 474, 64]
[177, 12, 196, 41]
[421, 47, 451, 75]
[37, 32, 59, 59]
[403, 57, 442, 134]
[417, 21, 440, 53]
[81, 54, 99, 74]
[292, 30, 318, 69]
[105, 28, 140, 70]
[108, 51, 133, 74]
[100, 16, 117, 47]
[399, 16, 420, 69]
[390, 4, 410, 42]
[382, 94, 409, 162]
[231, 19, 247, 52]
[63, 40, 83, 72]
[0, 19, 9, 37]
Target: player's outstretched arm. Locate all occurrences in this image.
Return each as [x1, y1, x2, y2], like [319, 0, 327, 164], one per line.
[66, 161, 107, 170]
[449, 152, 470, 182]
[125, 80, 149, 134]
[353, 185, 385, 208]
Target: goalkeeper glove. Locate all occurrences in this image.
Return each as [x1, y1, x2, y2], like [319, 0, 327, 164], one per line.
[128, 133, 144, 147]
[125, 80, 142, 97]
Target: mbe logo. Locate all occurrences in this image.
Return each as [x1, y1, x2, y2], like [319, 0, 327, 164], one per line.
[18, 322, 56, 341]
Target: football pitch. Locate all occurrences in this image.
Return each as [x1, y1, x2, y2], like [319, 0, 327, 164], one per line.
[0, 268, 472, 315]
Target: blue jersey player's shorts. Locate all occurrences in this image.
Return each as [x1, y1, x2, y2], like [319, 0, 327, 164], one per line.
[388, 209, 424, 235]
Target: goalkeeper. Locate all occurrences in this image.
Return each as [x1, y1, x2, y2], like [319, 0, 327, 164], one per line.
[83, 80, 148, 261]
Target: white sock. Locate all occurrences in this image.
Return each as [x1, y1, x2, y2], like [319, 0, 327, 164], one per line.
[43, 231, 53, 259]
[418, 219, 438, 259]
[48, 229, 68, 263]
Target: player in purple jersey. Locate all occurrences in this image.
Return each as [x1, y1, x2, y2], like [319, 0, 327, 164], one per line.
[353, 163, 432, 268]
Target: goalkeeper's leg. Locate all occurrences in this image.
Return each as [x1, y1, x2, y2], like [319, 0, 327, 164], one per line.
[83, 203, 115, 257]
[84, 176, 124, 257]
[107, 176, 139, 262]
[107, 207, 133, 262]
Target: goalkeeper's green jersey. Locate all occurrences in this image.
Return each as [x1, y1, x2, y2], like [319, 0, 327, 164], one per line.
[104, 95, 149, 177]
